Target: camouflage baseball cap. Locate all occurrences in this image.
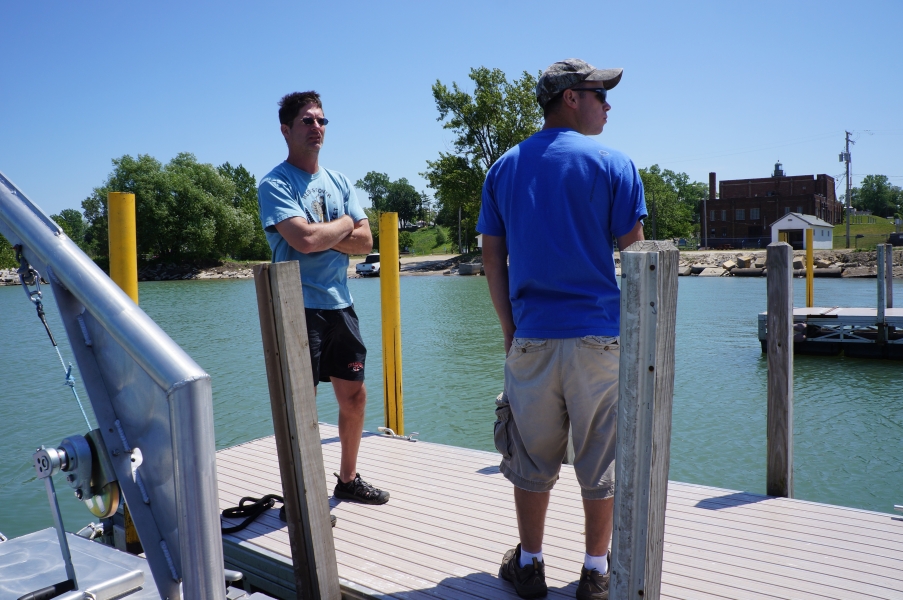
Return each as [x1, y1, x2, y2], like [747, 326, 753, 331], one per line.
[536, 58, 623, 108]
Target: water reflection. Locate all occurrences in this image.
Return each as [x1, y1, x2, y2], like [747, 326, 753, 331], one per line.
[0, 273, 900, 540]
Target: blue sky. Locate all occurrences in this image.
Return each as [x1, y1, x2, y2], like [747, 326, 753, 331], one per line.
[2, 0, 901, 216]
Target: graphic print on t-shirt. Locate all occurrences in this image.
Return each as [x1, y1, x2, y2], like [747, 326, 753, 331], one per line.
[302, 187, 332, 222]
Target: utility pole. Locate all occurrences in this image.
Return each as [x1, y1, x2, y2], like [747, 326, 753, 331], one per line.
[840, 131, 854, 248]
[707, 172, 716, 250]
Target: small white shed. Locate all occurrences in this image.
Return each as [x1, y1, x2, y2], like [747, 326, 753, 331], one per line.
[770, 213, 833, 249]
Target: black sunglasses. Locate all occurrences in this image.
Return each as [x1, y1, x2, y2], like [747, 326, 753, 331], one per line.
[571, 87, 608, 102]
[299, 116, 329, 126]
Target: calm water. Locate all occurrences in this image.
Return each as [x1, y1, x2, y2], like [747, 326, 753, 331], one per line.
[0, 275, 900, 538]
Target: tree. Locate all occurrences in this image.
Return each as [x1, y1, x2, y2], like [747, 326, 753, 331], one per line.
[355, 172, 391, 212]
[386, 178, 420, 227]
[50, 208, 87, 249]
[398, 231, 414, 252]
[0, 234, 16, 269]
[851, 175, 902, 218]
[422, 67, 543, 252]
[638, 165, 707, 240]
[82, 153, 268, 263]
[217, 162, 271, 260]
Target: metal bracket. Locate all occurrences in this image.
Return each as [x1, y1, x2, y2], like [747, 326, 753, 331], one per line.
[377, 427, 419, 442]
[33, 446, 79, 589]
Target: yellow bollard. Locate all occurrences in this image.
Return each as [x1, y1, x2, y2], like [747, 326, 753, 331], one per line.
[806, 228, 814, 307]
[107, 192, 139, 304]
[107, 192, 142, 551]
[379, 212, 403, 435]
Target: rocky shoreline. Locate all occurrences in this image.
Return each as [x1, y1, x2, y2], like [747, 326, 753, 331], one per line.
[0, 262, 260, 286]
[667, 249, 903, 278]
[2, 249, 900, 286]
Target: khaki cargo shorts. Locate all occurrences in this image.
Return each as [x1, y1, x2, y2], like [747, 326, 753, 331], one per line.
[494, 336, 619, 500]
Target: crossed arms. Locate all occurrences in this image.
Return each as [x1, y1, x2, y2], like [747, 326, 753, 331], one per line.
[275, 215, 373, 255]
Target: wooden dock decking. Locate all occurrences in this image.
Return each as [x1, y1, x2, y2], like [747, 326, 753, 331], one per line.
[217, 424, 903, 599]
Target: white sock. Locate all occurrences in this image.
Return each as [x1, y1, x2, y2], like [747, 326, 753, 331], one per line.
[519, 547, 543, 568]
[584, 552, 608, 574]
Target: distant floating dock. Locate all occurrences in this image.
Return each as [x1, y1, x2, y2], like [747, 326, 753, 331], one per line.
[217, 423, 903, 599]
[758, 307, 903, 359]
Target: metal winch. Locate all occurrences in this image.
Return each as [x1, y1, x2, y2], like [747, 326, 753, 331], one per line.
[34, 430, 121, 519]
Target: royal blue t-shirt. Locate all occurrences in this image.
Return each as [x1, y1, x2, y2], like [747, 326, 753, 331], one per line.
[258, 162, 367, 309]
[477, 128, 647, 338]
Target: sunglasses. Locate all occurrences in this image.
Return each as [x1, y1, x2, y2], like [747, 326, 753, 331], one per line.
[571, 87, 608, 102]
[299, 116, 329, 126]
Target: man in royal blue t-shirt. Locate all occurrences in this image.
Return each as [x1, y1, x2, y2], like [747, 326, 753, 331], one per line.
[258, 91, 388, 506]
[479, 59, 647, 599]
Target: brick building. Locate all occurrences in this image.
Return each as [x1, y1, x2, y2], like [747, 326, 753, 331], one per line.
[705, 163, 843, 248]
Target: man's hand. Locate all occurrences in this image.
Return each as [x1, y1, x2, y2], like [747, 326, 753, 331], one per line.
[482, 234, 516, 355]
[275, 215, 354, 254]
[332, 218, 373, 255]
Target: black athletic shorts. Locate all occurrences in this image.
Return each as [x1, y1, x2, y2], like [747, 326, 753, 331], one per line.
[305, 306, 367, 385]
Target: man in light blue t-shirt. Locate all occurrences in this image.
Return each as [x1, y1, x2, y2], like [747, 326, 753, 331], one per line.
[258, 91, 388, 506]
[480, 59, 646, 599]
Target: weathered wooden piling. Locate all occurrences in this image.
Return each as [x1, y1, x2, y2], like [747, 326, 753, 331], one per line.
[766, 242, 793, 498]
[253, 262, 341, 600]
[611, 240, 678, 600]
[886, 244, 894, 309]
[878, 244, 887, 343]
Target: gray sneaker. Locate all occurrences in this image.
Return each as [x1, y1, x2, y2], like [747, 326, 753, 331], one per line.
[575, 552, 610, 600]
[498, 544, 548, 598]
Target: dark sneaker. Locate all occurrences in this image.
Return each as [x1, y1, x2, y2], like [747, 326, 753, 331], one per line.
[333, 472, 389, 505]
[498, 544, 548, 598]
[576, 553, 610, 600]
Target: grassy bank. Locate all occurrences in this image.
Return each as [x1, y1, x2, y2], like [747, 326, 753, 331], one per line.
[833, 218, 897, 250]
[406, 225, 454, 256]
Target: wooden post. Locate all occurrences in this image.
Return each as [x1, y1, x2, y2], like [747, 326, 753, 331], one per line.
[805, 228, 814, 307]
[253, 262, 341, 600]
[379, 212, 404, 434]
[766, 242, 793, 498]
[886, 244, 894, 308]
[877, 244, 887, 343]
[611, 240, 678, 600]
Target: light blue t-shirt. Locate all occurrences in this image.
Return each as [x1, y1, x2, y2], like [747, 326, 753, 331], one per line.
[477, 129, 647, 338]
[258, 162, 367, 309]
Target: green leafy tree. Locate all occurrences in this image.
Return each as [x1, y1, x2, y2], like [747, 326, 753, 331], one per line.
[851, 175, 902, 218]
[0, 234, 16, 269]
[386, 178, 420, 227]
[217, 162, 271, 260]
[398, 230, 414, 252]
[435, 226, 446, 246]
[82, 153, 265, 263]
[50, 208, 87, 249]
[355, 172, 391, 212]
[423, 67, 543, 252]
[639, 165, 707, 240]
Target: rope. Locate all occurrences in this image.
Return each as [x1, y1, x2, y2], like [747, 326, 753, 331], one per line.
[221, 494, 284, 534]
[15, 246, 92, 430]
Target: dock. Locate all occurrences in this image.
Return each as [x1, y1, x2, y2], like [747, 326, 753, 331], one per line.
[217, 423, 903, 599]
[757, 306, 903, 359]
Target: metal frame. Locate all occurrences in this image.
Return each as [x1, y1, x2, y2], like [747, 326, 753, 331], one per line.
[0, 171, 225, 600]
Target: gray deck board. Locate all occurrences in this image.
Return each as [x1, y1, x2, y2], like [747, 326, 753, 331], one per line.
[217, 425, 903, 600]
